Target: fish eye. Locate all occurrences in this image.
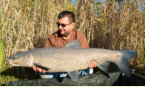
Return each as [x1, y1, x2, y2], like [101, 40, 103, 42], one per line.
[13, 57, 16, 59]
[13, 56, 18, 59]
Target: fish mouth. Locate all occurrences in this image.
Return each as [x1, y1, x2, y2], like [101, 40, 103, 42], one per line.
[7, 59, 12, 64]
[7, 59, 19, 66]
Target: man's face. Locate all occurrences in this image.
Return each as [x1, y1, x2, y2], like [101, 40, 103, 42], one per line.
[57, 16, 75, 36]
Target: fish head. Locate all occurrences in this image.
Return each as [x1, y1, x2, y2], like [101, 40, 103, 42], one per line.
[8, 52, 32, 67]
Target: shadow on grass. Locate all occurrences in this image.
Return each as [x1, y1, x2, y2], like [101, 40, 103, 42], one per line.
[132, 66, 145, 77]
[1, 66, 40, 80]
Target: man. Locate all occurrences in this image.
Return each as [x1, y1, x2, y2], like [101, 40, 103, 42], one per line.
[33, 11, 96, 79]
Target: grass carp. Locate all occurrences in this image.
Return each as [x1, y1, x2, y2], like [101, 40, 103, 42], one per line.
[8, 40, 137, 81]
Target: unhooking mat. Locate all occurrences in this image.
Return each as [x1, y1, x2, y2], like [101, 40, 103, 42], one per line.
[4, 71, 145, 86]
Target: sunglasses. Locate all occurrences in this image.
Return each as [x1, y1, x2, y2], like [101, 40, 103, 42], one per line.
[56, 22, 72, 27]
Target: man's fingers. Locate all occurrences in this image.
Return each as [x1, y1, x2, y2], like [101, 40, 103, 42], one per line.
[89, 61, 97, 68]
[32, 66, 37, 72]
[42, 70, 46, 74]
[92, 61, 96, 67]
[89, 63, 93, 68]
[32, 65, 47, 73]
[36, 67, 42, 72]
[93, 61, 97, 67]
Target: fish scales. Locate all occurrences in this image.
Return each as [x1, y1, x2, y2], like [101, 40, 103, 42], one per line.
[23, 48, 120, 72]
[8, 40, 137, 81]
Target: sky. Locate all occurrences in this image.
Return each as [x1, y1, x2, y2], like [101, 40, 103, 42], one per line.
[71, 0, 106, 5]
[71, 0, 144, 11]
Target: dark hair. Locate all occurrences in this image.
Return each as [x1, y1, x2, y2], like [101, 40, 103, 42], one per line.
[58, 11, 75, 22]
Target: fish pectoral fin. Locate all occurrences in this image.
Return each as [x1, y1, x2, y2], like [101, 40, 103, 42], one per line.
[33, 63, 50, 71]
[98, 62, 110, 78]
[67, 71, 80, 81]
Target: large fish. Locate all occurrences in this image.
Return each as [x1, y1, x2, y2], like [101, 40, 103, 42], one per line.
[8, 40, 137, 81]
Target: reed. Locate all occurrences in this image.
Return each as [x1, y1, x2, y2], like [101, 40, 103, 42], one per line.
[0, 39, 4, 67]
[0, 9, 4, 67]
[0, 0, 144, 85]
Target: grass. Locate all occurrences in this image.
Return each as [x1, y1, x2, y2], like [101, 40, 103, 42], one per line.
[0, 8, 4, 70]
[0, 0, 145, 85]
[0, 39, 4, 67]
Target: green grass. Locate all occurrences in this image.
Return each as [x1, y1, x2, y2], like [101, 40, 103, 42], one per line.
[0, 39, 4, 67]
[0, 8, 4, 68]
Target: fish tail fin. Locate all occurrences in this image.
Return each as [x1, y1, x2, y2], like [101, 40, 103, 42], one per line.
[117, 50, 137, 77]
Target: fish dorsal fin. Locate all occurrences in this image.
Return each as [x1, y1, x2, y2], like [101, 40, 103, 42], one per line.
[67, 70, 80, 81]
[64, 40, 81, 48]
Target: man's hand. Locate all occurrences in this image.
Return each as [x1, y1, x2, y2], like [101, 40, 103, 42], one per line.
[32, 66, 47, 74]
[88, 61, 96, 68]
